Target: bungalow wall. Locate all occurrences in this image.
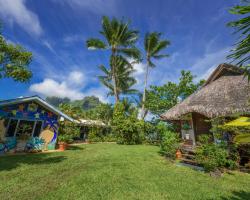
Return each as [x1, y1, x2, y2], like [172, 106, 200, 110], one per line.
[192, 113, 212, 141]
[0, 101, 59, 153]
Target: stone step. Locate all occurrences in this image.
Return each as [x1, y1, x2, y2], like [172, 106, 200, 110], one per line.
[181, 147, 195, 154]
[180, 158, 199, 166]
[182, 153, 195, 159]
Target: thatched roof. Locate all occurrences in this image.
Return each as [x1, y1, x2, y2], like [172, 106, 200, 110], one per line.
[161, 64, 250, 120]
[75, 119, 106, 127]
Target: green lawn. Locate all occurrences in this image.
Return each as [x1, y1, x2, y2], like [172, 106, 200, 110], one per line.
[0, 144, 249, 200]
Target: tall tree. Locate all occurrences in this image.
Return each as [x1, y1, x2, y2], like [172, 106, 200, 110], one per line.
[227, 0, 250, 79]
[141, 32, 170, 119]
[86, 16, 140, 102]
[98, 56, 138, 97]
[0, 23, 32, 82]
[145, 70, 204, 117]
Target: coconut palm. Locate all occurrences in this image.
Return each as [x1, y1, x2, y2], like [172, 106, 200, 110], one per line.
[86, 16, 140, 102]
[141, 32, 170, 119]
[98, 56, 138, 98]
[121, 97, 137, 115]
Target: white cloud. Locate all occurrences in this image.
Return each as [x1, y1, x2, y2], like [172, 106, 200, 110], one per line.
[68, 71, 85, 86]
[200, 65, 217, 80]
[60, 0, 117, 15]
[129, 59, 146, 90]
[0, 0, 43, 36]
[63, 34, 84, 44]
[30, 78, 84, 100]
[42, 40, 55, 53]
[29, 70, 109, 102]
[133, 62, 145, 76]
[190, 47, 231, 80]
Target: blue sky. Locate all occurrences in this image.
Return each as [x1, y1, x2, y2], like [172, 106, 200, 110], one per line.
[0, 0, 239, 102]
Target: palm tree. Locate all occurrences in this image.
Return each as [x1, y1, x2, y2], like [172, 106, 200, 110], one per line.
[121, 97, 137, 115]
[141, 32, 170, 119]
[98, 56, 138, 98]
[86, 16, 140, 102]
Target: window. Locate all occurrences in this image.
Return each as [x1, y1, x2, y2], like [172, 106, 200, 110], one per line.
[33, 121, 43, 137]
[6, 119, 18, 137]
[16, 120, 34, 138]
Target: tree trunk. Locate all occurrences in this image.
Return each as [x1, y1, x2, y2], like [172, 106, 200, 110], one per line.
[141, 58, 150, 119]
[112, 74, 120, 103]
[111, 51, 120, 103]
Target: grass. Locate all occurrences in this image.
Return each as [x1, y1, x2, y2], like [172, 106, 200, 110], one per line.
[0, 144, 250, 200]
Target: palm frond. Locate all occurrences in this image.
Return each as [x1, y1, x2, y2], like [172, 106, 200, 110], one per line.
[151, 40, 170, 56]
[144, 32, 161, 55]
[86, 38, 106, 49]
[118, 47, 141, 60]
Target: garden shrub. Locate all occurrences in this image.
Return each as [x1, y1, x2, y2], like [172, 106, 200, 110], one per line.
[155, 122, 177, 143]
[103, 134, 116, 142]
[58, 121, 80, 143]
[137, 120, 155, 144]
[160, 130, 180, 159]
[112, 103, 145, 145]
[57, 134, 74, 143]
[195, 135, 238, 172]
[88, 129, 103, 142]
[88, 126, 115, 142]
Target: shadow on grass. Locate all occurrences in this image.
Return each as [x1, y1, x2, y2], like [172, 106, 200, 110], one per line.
[0, 153, 66, 171]
[218, 191, 250, 200]
[67, 145, 85, 151]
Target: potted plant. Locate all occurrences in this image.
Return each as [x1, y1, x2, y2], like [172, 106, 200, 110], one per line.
[182, 123, 191, 140]
[57, 135, 72, 151]
[175, 149, 182, 159]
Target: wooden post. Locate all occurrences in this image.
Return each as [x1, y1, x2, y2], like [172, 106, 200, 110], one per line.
[14, 119, 20, 137]
[31, 121, 37, 137]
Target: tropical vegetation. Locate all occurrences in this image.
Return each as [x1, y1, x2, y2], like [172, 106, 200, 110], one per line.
[227, 0, 250, 79]
[86, 16, 140, 102]
[0, 23, 32, 82]
[141, 32, 170, 119]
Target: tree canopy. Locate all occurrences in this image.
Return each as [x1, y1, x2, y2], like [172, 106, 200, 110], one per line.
[145, 70, 205, 117]
[86, 16, 140, 102]
[227, 0, 250, 79]
[0, 26, 32, 82]
[98, 56, 138, 97]
[141, 32, 170, 119]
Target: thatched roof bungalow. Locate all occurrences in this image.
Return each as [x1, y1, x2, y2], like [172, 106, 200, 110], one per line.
[161, 63, 250, 145]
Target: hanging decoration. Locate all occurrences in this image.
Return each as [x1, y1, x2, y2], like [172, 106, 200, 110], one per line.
[28, 103, 38, 112]
[11, 110, 17, 116]
[34, 113, 40, 119]
[18, 104, 25, 111]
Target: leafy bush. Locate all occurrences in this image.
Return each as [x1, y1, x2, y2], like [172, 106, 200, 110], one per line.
[160, 130, 180, 159]
[88, 131, 102, 142]
[58, 134, 73, 143]
[182, 122, 191, 130]
[59, 121, 80, 137]
[58, 121, 80, 144]
[103, 134, 116, 142]
[112, 103, 144, 145]
[137, 120, 155, 144]
[88, 126, 115, 142]
[155, 122, 177, 142]
[195, 135, 238, 172]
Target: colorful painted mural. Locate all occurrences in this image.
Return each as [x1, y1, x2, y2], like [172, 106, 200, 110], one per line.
[0, 101, 60, 153]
